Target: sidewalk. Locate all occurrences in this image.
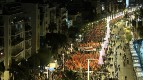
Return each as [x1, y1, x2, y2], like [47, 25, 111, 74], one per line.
[107, 20, 136, 80]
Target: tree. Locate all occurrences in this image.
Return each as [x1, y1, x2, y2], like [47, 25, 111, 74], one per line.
[63, 70, 80, 80]
[46, 33, 68, 52]
[27, 53, 40, 69]
[38, 47, 52, 66]
[68, 26, 79, 39]
[10, 60, 30, 80]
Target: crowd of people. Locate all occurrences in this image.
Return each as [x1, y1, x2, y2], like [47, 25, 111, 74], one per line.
[65, 52, 100, 71]
[84, 20, 106, 42]
[48, 16, 125, 80]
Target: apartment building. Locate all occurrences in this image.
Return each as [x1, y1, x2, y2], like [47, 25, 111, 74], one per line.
[21, 3, 40, 54]
[58, 7, 68, 33]
[0, 2, 29, 79]
[89, 0, 102, 15]
[39, 2, 50, 47]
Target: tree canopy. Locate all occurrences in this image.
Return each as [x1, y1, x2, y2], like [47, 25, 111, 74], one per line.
[46, 33, 67, 52]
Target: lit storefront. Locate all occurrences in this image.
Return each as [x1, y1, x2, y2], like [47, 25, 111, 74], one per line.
[130, 39, 143, 79]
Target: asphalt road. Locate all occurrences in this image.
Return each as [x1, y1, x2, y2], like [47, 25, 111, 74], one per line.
[107, 19, 136, 80]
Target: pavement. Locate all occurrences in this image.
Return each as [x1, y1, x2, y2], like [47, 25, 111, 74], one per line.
[106, 19, 137, 80]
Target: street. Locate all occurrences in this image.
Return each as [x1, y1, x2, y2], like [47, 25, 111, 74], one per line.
[107, 19, 136, 80]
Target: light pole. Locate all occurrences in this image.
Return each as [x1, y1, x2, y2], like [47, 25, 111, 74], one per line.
[70, 44, 73, 52]
[87, 59, 96, 80]
[62, 54, 64, 71]
[79, 35, 82, 42]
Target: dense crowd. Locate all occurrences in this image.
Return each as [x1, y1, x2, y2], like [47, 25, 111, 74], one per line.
[65, 52, 100, 71]
[84, 20, 106, 42]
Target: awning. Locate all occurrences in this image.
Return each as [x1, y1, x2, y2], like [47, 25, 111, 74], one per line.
[133, 60, 140, 63]
[131, 50, 137, 54]
[133, 63, 141, 67]
[136, 72, 143, 77]
[132, 57, 139, 60]
[133, 59, 140, 62]
[132, 53, 138, 57]
[134, 67, 142, 72]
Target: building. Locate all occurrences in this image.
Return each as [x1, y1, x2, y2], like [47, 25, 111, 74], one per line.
[38, 2, 50, 47]
[0, 2, 27, 79]
[58, 6, 68, 33]
[48, 5, 57, 33]
[21, 3, 40, 54]
[89, 0, 101, 16]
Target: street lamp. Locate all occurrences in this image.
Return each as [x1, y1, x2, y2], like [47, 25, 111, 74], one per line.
[79, 35, 82, 42]
[70, 44, 73, 52]
[0, 52, 3, 55]
[62, 54, 64, 71]
[87, 59, 96, 80]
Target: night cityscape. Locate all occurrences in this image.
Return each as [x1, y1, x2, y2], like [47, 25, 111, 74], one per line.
[0, 0, 143, 80]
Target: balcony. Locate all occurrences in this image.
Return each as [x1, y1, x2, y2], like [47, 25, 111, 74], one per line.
[25, 50, 31, 59]
[11, 37, 24, 46]
[11, 47, 24, 57]
[12, 50, 24, 62]
[25, 24, 32, 31]
[25, 43, 31, 49]
[11, 27, 23, 35]
[25, 32, 32, 40]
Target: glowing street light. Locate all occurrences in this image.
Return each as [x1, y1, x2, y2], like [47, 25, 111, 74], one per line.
[79, 35, 82, 42]
[1, 52, 3, 55]
[86, 59, 96, 80]
[70, 44, 73, 52]
[62, 54, 64, 71]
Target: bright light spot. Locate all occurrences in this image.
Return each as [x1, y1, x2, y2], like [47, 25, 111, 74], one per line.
[54, 60, 57, 63]
[0, 53, 3, 55]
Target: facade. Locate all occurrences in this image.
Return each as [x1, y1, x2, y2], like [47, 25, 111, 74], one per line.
[0, 2, 27, 79]
[116, 0, 126, 11]
[39, 2, 50, 47]
[59, 7, 68, 33]
[48, 5, 60, 33]
[0, 1, 49, 79]
[21, 3, 40, 54]
[101, 0, 126, 19]
[89, 0, 101, 15]
[48, 5, 68, 33]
